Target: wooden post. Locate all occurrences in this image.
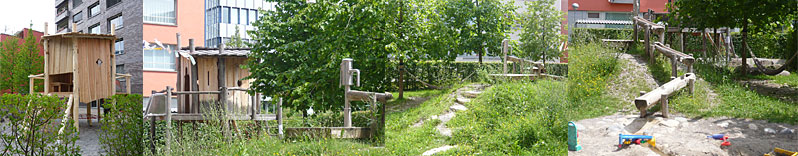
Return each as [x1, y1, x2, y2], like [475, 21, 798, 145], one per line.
[44, 23, 49, 94]
[661, 94, 669, 118]
[680, 31, 685, 52]
[176, 33, 182, 113]
[165, 86, 172, 155]
[189, 39, 199, 113]
[277, 98, 283, 136]
[632, 0, 639, 43]
[671, 56, 677, 77]
[502, 39, 508, 75]
[688, 76, 695, 94]
[150, 116, 156, 155]
[645, 26, 652, 63]
[111, 24, 117, 96]
[638, 91, 647, 117]
[217, 44, 230, 139]
[126, 76, 131, 94]
[71, 36, 80, 131]
[29, 77, 34, 95]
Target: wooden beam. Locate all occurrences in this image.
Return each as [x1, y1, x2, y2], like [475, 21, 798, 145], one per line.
[189, 40, 199, 113]
[652, 42, 695, 65]
[346, 90, 394, 102]
[165, 86, 172, 155]
[634, 73, 696, 118]
[71, 37, 80, 131]
[44, 23, 49, 94]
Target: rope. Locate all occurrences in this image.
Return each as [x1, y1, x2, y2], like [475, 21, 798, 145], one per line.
[745, 40, 798, 75]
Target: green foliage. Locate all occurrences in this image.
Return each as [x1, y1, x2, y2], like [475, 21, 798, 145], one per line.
[0, 94, 80, 155]
[446, 81, 568, 155]
[567, 43, 619, 99]
[390, 61, 567, 91]
[225, 26, 247, 48]
[434, 0, 517, 62]
[99, 94, 144, 155]
[248, 0, 392, 113]
[517, 0, 565, 63]
[0, 29, 44, 94]
[668, 0, 796, 34]
[385, 86, 461, 155]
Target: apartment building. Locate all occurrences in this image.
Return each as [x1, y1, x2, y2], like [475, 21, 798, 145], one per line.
[204, 0, 273, 48]
[55, 0, 143, 94]
[567, 0, 669, 33]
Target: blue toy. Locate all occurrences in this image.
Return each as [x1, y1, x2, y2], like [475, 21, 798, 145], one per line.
[618, 134, 656, 148]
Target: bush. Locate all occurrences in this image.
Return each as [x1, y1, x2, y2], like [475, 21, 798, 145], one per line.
[99, 94, 144, 155]
[388, 61, 568, 91]
[0, 94, 80, 155]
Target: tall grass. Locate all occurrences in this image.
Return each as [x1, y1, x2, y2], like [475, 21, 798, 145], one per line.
[443, 81, 568, 155]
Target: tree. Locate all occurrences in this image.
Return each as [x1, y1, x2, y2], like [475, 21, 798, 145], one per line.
[518, 0, 565, 64]
[437, 0, 516, 63]
[247, 0, 394, 115]
[226, 25, 247, 48]
[0, 28, 43, 94]
[668, 0, 797, 74]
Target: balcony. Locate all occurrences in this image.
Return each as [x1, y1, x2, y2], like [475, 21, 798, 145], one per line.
[609, 0, 634, 4]
[55, 11, 70, 23]
[55, 0, 66, 7]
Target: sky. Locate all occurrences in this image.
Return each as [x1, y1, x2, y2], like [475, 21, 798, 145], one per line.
[0, 0, 55, 35]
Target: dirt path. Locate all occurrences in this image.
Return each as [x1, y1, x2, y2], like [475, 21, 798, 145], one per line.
[605, 53, 660, 112]
[420, 84, 488, 155]
[738, 79, 798, 103]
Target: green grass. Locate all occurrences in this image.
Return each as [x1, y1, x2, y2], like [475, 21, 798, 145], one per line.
[566, 43, 624, 120]
[385, 86, 463, 155]
[444, 80, 569, 155]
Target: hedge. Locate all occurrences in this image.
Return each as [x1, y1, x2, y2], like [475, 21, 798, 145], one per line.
[387, 61, 568, 91]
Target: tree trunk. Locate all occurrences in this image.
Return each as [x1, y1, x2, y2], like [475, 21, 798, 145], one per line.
[741, 22, 749, 74]
[477, 49, 483, 64]
[398, 59, 404, 99]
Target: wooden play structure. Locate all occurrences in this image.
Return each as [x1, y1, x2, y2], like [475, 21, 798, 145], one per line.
[144, 36, 281, 154]
[488, 39, 564, 80]
[28, 24, 131, 131]
[284, 58, 392, 138]
[628, 4, 697, 118]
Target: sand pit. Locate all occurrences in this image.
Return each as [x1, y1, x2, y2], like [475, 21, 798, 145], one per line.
[569, 114, 798, 156]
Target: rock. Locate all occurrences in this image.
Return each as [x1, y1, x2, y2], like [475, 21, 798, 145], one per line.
[450, 104, 468, 112]
[748, 123, 758, 130]
[461, 91, 482, 98]
[779, 128, 795, 134]
[455, 97, 471, 104]
[675, 117, 688, 123]
[764, 128, 777, 134]
[661, 120, 680, 128]
[777, 70, 790, 76]
[422, 145, 457, 156]
[717, 122, 729, 128]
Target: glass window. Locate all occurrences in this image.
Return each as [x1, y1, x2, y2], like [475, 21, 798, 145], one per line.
[144, 0, 176, 25]
[89, 23, 101, 34]
[89, 3, 100, 17]
[240, 8, 247, 25]
[588, 13, 600, 18]
[73, 0, 83, 8]
[108, 14, 123, 31]
[222, 7, 230, 24]
[114, 39, 124, 55]
[73, 11, 83, 22]
[107, 0, 122, 8]
[144, 44, 176, 71]
[232, 8, 239, 24]
[249, 10, 257, 25]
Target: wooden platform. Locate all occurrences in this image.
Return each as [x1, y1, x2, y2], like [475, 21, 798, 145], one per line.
[284, 127, 372, 139]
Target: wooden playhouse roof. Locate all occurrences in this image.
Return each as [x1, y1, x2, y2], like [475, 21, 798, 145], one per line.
[179, 47, 251, 57]
[42, 32, 116, 40]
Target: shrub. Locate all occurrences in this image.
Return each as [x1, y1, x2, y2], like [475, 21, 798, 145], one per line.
[388, 61, 568, 91]
[99, 94, 144, 155]
[0, 94, 80, 155]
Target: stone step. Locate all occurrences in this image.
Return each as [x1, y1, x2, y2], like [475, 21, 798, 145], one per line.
[455, 96, 471, 104]
[461, 91, 482, 98]
[422, 145, 457, 156]
[450, 104, 468, 112]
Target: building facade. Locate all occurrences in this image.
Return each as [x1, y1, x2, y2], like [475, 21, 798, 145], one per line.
[566, 0, 669, 34]
[56, 0, 144, 94]
[204, 0, 273, 48]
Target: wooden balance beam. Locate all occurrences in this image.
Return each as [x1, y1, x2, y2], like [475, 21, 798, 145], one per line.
[635, 73, 696, 118]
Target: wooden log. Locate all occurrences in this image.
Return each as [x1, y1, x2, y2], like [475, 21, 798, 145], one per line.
[346, 90, 394, 102]
[165, 86, 172, 155]
[634, 73, 696, 118]
[661, 94, 669, 118]
[190, 40, 199, 113]
[653, 42, 695, 65]
[176, 33, 183, 113]
[71, 37, 80, 131]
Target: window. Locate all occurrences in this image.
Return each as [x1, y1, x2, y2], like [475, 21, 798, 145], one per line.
[73, 0, 83, 8]
[144, 0, 176, 25]
[588, 13, 600, 18]
[232, 8, 239, 24]
[144, 44, 175, 71]
[240, 8, 247, 25]
[115, 64, 126, 92]
[73, 11, 83, 22]
[107, 0, 122, 8]
[249, 10, 257, 25]
[222, 7, 230, 24]
[108, 14, 123, 31]
[89, 23, 101, 34]
[114, 39, 124, 55]
[89, 2, 100, 17]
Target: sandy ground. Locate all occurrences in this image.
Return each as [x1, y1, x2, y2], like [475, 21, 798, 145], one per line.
[569, 114, 798, 156]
